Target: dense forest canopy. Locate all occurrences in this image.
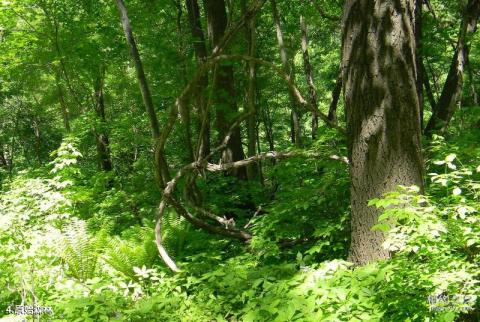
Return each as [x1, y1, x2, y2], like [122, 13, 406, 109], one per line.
[1, 0, 480, 321]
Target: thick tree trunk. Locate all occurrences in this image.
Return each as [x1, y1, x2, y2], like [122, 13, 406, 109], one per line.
[270, 0, 302, 147]
[115, 0, 170, 186]
[424, 0, 480, 135]
[186, 0, 211, 158]
[342, 0, 424, 265]
[93, 71, 113, 172]
[205, 0, 247, 179]
[300, 15, 319, 139]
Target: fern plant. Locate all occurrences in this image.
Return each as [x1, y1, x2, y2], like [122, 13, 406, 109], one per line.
[104, 226, 159, 279]
[59, 220, 106, 281]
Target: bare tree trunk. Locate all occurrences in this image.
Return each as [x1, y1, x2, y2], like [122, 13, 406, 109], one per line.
[421, 60, 437, 110]
[175, 0, 202, 206]
[300, 15, 319, 139]
[467, 60, 479, 105]
[205, 0, 247, 179]
[342, 0, 424, 265]
[0, 147, 7, 168]
[93, 70, 113, 172]
[32, 118, 42, 164]
[424, 0, 480, 135]
[186, 0, 211, 158]
[55, 72, 71, 132]
[242, 0, 260, 180]
[328, 70, 342, 124]
[415, 0, 424, 128]
[175, 0, 195, 163]
[270, 0, 302, 147]
[262, 102, 275, 152]
[115, 0, 170, 186]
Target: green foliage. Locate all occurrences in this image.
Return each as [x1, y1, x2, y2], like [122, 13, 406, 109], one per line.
[2, 0, 480, 320]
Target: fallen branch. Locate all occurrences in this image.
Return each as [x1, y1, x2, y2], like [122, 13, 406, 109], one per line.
[206, 151, 348, 172]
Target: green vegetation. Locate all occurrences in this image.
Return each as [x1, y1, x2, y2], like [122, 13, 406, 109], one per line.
[1, 0, 480, 321]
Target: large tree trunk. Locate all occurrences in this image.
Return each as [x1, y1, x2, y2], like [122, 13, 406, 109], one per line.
[205, 0, 247, 179]
[271, 0, 302, 147]
[115, 0, 170, 186]
[186, 0, 211, 158]
[342, 0, 424, 265]
[93, 71, 113, 172]
[300, 15, 319, 139]
[424, 0, 480, 135]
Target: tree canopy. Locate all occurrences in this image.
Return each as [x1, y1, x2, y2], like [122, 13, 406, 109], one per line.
[1, 0, 480, 321]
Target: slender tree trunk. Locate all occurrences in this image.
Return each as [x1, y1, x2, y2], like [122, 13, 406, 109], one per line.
[328, 70, 342, 124]
[32, 118, 42, 164]
[115, 0, 161, 138]
[263, 102, 275, 152]
[415, 0, 424, 128]
[342, 0, 424, 265]
[55, 72, 71, 132]
[186, 0, 211, 158]
[424, 0, 480, 135]
[467, 60, 479, 105]
[176, 0, 202, 206]
[93, 70, 113, 172]
[242, 0, 260, 180]
[270, 0, 302, 147]
[421, 60, 437, 110]
[115, 0, 170, 186]
[205, 0, 247, 179]
[175, 0, 195, 163]
[43, 5, 84, 112]
[0, 147, 7, 168]
[300, 15, 319, 139]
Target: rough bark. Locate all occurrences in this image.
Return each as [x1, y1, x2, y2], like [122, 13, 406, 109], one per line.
[204, 0, 247, 179]
[342, 0, 424, 265]
[271, 0, 302, 147]
[300, 15, 319, 139]
[186, 0, 211, 158]
[424, 0, 480, 135]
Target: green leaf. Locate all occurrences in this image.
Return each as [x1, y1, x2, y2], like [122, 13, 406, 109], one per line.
[372, 224, 390, 232]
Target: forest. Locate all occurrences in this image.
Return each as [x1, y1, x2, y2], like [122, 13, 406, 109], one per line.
[1, 0, 480, 321]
